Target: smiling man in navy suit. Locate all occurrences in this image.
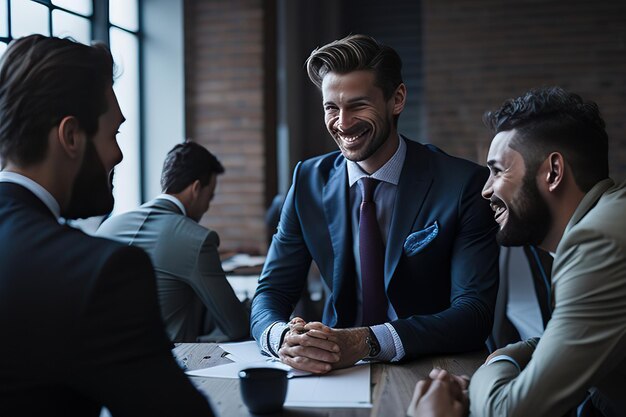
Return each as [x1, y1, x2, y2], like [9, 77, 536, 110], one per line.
[251, 34, 499, 373]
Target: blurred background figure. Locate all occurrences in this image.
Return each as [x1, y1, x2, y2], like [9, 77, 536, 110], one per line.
[98, 141, 250, 342]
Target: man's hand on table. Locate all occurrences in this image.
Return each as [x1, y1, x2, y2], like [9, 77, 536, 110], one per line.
[277, 318, 370, 374]
[407, 369, 469, 417]
[278, 318, 340, 374]
[305, 322, 370, 369]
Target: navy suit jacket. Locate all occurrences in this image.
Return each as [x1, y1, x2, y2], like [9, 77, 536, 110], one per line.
[251, 139, 499, 359]
[0, 183, 213, 416]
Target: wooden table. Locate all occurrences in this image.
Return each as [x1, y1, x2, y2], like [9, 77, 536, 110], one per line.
[173, 343, 486, 417]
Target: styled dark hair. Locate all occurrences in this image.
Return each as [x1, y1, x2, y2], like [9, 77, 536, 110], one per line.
[483, 86, 609, 192]
[161, 141, 225, 194]
[305, 34, 403, 101]
[0, 35, 114, 167]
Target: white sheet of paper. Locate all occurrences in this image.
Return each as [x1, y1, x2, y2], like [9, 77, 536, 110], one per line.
[187, 361, 371, 408]
[186, 360, 289, 378]
[285, 365, 371, 408]
[219, 340, 267, 363]
[219, 340, 310, 377]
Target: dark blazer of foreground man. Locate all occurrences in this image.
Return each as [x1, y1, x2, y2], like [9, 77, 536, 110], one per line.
[0, 36, 213, 416]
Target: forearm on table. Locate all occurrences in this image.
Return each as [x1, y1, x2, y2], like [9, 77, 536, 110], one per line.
[250, 287, 297, 341]
[391, 301, 492, 359]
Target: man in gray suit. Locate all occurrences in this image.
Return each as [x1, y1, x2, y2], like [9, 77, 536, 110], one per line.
[98, 141, 249, 342]
[408, 87, 626, 417]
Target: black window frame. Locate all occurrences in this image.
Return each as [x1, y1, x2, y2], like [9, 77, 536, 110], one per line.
[0, 0, 145, 204]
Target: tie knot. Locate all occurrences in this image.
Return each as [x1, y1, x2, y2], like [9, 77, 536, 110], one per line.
[360, 177, 379, 202]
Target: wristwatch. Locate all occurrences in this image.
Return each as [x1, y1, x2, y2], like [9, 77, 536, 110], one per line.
[365, 328, 381, 358]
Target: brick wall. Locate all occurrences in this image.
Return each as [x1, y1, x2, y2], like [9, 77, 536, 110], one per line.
[184, 0, 267, 254]
[182, 0, 626, 253]
[422, 0, 626, 180]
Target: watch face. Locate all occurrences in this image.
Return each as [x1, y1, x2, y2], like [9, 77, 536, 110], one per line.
[366, 335, 380, 357]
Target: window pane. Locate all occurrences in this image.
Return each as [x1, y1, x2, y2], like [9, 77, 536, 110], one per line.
[109, 0, 138, 32]
[110, 27, 140, 213]
[10, 0, 49, 38]
[52, 10, 90, 44]
[0, 0, 8, 37]
[52, 0, 91, 17]
[0, 42, 7, 58]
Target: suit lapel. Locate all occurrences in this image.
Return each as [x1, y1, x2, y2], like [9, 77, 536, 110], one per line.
[385, 140, 433, 287]
[322, 158, 356, 327]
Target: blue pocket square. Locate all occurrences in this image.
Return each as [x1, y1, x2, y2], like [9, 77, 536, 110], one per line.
[404, 222, 439, 256]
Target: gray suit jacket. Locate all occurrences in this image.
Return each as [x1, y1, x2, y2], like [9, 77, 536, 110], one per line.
[470, 179, 626, 417]
[97, 197, 249, 342]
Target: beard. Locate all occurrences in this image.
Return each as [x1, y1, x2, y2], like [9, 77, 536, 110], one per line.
[495, 174, 552, 247]
[62, 139, 115, 220]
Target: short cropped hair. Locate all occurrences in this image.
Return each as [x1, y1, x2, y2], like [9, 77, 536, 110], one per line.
[161, 141, 225, 194]
[305, 34, 403, 101]
[0, 35, 114, 167]
[483, 86, 609, 192]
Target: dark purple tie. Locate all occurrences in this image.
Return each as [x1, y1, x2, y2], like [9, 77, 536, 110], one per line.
[359, 177, 387, 326]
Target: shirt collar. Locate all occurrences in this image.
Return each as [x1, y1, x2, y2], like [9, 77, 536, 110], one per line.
[0, 171, 61, 219]
[156, 193, 187, 216]
[347, 135, 406, 187]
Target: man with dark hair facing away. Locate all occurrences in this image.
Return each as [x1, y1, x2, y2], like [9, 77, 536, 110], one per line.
[0, 35, 214, 416]
[98, 140, 250, 342]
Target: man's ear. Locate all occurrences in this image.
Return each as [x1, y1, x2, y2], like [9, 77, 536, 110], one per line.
[56, 116, 85, 159]
[542, 152, 565, 192]
[190, 179, 202, 198]
[392, 83, 407, 116]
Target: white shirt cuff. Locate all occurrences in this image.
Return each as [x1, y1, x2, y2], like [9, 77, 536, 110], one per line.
[368, 323, 405, 362]
[486, 354, 521, 373]
[385, 323, 405, 361]
[260, 322, 288, 357]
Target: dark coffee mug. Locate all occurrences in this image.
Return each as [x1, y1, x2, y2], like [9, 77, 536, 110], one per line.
[239, 367, 288, 414]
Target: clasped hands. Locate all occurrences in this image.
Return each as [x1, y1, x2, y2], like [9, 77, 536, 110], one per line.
[407, 369, 470, 417]
[277, 317, 369, 374]
[407, 340, 536, 416]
